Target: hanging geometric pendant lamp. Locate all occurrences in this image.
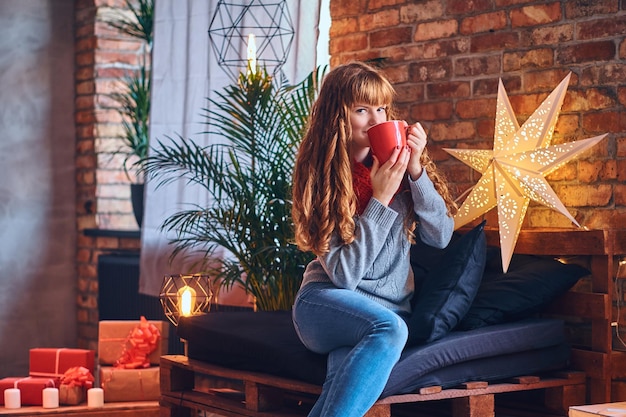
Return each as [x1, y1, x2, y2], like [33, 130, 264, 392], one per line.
[208, 0, 295, 81]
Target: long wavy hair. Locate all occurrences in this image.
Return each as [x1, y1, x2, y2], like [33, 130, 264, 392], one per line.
[292, 62, 456, 256]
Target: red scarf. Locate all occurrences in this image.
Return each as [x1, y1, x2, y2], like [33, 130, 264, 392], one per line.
[352, 160, 406, 215]
[353, 161, 373, 215]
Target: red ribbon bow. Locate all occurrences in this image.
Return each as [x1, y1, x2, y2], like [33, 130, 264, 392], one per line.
[114, 316, 161, 369]
[60, 366, 94, 388]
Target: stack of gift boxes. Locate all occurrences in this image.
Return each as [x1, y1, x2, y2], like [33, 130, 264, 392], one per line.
[97, 317, 167, 402]
[0, 348, 95, 407]
[0, 317, 167, 408]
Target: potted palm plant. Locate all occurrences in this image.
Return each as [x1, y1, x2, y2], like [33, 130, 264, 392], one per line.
[107, 0, 153, 227]
[143, 65, 324, 311]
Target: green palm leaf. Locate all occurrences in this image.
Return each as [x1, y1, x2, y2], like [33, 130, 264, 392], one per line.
[144, 66, 325, 310]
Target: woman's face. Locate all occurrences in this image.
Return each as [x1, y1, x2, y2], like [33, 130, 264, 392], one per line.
[349, 103, 388, 153]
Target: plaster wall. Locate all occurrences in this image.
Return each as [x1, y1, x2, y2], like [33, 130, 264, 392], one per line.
[0, 0, 76, 376]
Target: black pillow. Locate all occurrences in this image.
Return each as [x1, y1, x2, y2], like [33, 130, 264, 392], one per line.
[458, 254, 589, 330]
[407, 220, 487, 345]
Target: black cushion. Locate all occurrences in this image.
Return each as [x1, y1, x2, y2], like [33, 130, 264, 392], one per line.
[458, 254, 589, 330]
[406, 220, 487, 345]
[178, 310, 328, 385]
[179, 310, 569, 396]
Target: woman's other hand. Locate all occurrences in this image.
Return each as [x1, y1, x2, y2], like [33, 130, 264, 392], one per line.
[370, 145, 410, 206]
[406, 122, 427, 180]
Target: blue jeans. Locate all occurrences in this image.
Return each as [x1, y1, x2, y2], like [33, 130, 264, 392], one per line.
[292, 282, 408, 417]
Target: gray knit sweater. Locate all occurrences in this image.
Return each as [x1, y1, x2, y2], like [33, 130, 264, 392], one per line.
[299, 173, 454, 314]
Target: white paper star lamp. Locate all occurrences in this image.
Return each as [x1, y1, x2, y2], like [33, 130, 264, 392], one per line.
[445, 73, 607, 272]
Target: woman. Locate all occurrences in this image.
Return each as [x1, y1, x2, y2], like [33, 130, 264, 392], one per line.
[291, 61, 457, 417]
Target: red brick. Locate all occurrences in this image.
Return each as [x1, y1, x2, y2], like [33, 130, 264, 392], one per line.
[470, 31, 519, 53]
[578, 160, 604, 183]
[409, 59, 453, 82]
[564, 0, 619, 18]
[460, 11, 507, 35]
[414, 20, 458, 42]
[621, 39, 626, 59]
[523, 69, 575, 93]
[456, 98, 496, 119]
[410, 101, 454, 122]
[477, 119, 496, 138]
[503, 48, 553, 72]
[563, 88, 616, 112]
[331, 0, 368, 18]
[617, 137, 626, 157]
[556, 41, 616, 65]
[583, 111, 625, 135]
[526, 24, 574, 46]
[329, 33, 368, 55]
[615, 184, 626, 205]
[400, 2, 444, 23]
[330, 17, 359, 37]
[455, 55, 501, 77]
[577, 16, 626, 40]
[448, 0, 493, 15]
[395, 83, 424, 104]
[95, 50, 141, 66]
[429, 121, 476, 141]
[494, 0, 541, 6]
[422, 38, 471, 59]
[510, 3, 562, 28]
[380, 65, 410, 84]
[371, 27, 413, 48]
[75, 110, 96, 125]
[427, 81, 471, 99]
[76, 51, 95, 66]
[359, 9, 400, 31]
[473, 76, 522, 97]
[586, 209, 626, 230]
[97, 37, 143, 52]
[554, 114, 579, 137]
[600, 159, 617, 181]
[526, 207, 581, 229]
[556, 184, 612, 207]
[546, 161, 577, 181]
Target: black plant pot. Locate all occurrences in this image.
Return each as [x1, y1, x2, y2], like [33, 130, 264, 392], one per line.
[130, 183, 145, 228]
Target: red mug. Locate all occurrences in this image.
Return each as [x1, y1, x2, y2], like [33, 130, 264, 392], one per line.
[367, 120, 408, 163]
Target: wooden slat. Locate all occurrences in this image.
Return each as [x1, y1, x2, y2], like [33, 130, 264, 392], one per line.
[479, 227, 608, 256]
[377, 373, 585, 405]
[451, 394, 495, 417]
[0, 402, 159, 416]
[544, 291, 609, 319]
[570, 349, 609, 380]
[161, 355, 321, 395]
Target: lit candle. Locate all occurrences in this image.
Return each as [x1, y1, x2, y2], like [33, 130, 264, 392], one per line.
[87, 387, 104, 408]
[247, 33, 257, 74]
[42, 387, 59, 408]
[4, 388, 20, 409]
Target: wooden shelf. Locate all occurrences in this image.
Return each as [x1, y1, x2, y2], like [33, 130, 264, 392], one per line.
[0, 401, 159, 417]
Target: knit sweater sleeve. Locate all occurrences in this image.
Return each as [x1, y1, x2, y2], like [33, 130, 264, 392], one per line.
[410, 173, 454, 249]
[316, 198, 398, 291]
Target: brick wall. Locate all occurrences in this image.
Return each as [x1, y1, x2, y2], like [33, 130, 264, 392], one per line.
[75, 0, 142, 350]
[329, 0, 626, 230]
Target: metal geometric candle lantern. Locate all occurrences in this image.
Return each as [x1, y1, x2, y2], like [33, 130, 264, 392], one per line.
[444, 72, 607, 272]
[208, 0, 294, 80]
[159, 274, 213, 327]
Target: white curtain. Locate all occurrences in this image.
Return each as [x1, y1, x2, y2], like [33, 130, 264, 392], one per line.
[139, 0, 322, 303]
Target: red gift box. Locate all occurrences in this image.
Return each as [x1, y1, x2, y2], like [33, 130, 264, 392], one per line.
[0, 377, 59, 405]
[29, 348, 95, 378]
